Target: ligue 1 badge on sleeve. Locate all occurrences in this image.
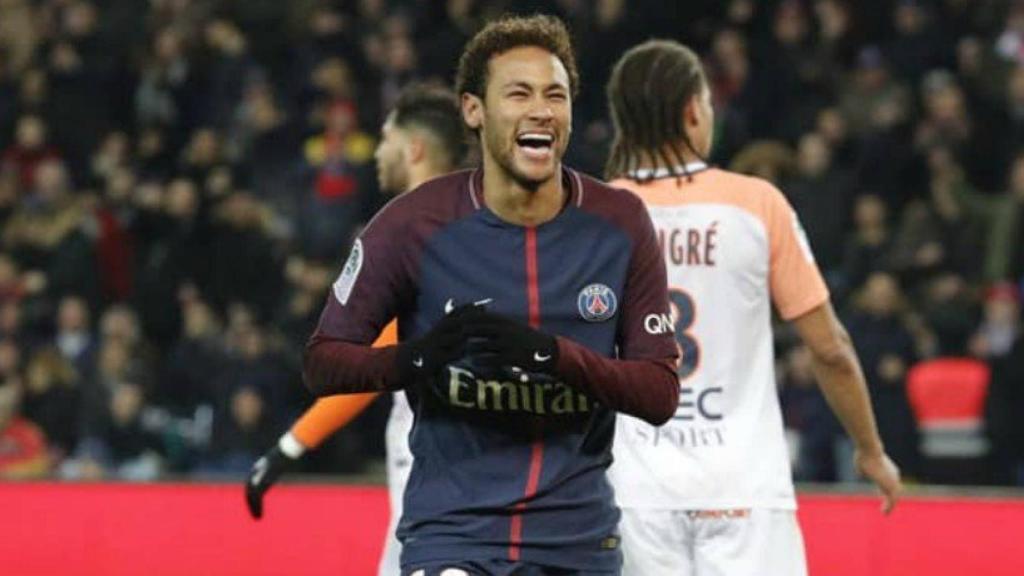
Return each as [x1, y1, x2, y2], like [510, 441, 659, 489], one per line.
[333, 238, 363, 305]
[577, 283, 617, 322]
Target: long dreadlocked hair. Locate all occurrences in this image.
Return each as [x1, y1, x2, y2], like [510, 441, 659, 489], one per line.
[605, 40, 708, 182]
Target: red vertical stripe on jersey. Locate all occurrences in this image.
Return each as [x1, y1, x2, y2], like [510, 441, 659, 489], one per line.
[509, 227, 546, 561]
[525, 227, 541, 328]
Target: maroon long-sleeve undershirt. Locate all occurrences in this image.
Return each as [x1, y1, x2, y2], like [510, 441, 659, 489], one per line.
[555, 337, 679, 425]
[303, 338, 401, 396]
[304, 335, 679, 426]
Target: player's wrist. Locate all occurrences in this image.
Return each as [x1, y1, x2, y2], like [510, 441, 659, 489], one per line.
[278, 432, 306, 459]
[853, 442, 886, 460]
[394, 341, 421, 384]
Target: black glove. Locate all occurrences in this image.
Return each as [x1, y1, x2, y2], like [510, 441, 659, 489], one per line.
[395, 303, 484, 384]
[464, 311, 559, 375]
[245, 445, 298, 520]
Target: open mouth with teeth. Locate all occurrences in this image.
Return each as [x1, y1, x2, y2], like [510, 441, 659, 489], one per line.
[515, 132, 555, 161]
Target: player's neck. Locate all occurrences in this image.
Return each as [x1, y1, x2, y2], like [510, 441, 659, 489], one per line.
[634, 145, 705, 171]
[481, 157, 564, 228]
[406, 162, 445, 191]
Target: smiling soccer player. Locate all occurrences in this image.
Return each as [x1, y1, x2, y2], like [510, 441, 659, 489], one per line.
[302, 14, 679, 576]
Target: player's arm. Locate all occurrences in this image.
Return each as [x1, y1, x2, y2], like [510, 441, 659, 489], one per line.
[792, 303, 901, 513]
[246, 324, 398, 519]
[290, 324, 399, 448]
[304, 291, 402, 395]
[299, 201, 415, 393]
[466, 197, 679, 425]
[245, 394, 381, 519]
[768, 185, 901, 513]
[553, 345, 678, 425]
[290, 393, 380, 449]
[301, 203, 413, 396]
[303, 201, 479, 396]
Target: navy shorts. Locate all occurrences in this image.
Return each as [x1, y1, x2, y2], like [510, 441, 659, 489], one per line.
[401, 560, 615, 576]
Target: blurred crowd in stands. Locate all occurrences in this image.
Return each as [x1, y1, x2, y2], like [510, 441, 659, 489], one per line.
[0, 0, 1022, 487]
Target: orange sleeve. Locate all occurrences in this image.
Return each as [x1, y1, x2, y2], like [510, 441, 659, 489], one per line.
[767, 187, 830, 320]
[290, 320, 399, 448]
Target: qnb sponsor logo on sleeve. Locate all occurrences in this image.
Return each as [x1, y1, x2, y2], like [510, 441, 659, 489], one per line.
[644, 312, 675, 335]
[444, 366, 595, 415]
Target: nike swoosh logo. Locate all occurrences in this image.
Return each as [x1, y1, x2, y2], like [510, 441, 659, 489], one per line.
[412, 357, 424, 368]
[446, 297, 491, 314]
[534, 352, 551, 362]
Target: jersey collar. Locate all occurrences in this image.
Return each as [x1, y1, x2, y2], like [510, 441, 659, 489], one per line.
[468, 166, 584, 213]
[627, 161, 709, 181]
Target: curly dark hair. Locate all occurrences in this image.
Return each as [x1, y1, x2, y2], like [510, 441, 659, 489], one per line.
[455, 14, 579, 100]
[605, 39, 708, 181]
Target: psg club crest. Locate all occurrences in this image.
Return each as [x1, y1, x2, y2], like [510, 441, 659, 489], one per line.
[577, 283, 618, 322]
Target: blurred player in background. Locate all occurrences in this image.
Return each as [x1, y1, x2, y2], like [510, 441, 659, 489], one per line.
[244, 83, 468, 576]
[604, 39, 903, 576]
[303, 15, 678, 575]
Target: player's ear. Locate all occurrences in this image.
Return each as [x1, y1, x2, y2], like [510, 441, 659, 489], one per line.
[407, 135, 426, 164]
[462, 93, 483, 130]
[684, 94, 700, 128]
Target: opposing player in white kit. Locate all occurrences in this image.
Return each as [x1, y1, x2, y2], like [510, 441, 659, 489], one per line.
[244, 84, 468, 576]
[604, 40, 903, 575]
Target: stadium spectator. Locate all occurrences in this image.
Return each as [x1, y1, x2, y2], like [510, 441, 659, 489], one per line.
[3, 159, 98, 305]
[987, 303, 1024, 485]
[0, 377, 50, 479]
[197, 384, 276, 477]
[970, 282, 1021, 361]
[61, 380, 164, 481]
[781, 345, 845, 483]
[52, 295, 95, 378]
[843, 194, 894, 297]
[132, 178, 207, 347]
[782, 132, 856, 275]
[21, 347, 79, 459]
[918, 272, 980, 355]
[0, 339, 20, 381]
[844, 272, 922, 478]
[1, 115, 61, 190]
[215, 308, 296, 420]
[886, 0, 948, 85]
[299, 82, 375, 260]
[159, 295, 225, 414]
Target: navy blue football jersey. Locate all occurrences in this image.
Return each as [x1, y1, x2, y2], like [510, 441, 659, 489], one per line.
[306, 168, 677, 571]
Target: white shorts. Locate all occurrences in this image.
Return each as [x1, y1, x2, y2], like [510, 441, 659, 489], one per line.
[379, 401, 414, 576]
[619, 507, 807, 576]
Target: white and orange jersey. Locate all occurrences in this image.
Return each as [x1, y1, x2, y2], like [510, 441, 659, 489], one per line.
[608, 164, 829, 511]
